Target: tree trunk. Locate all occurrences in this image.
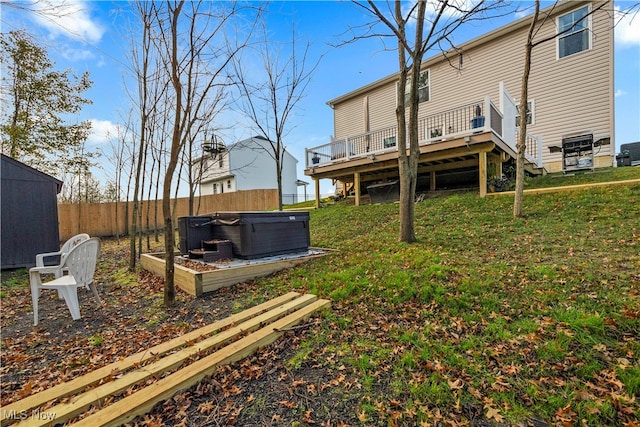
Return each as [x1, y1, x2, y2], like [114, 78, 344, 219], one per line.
[129, 140, 144, 270]
[129, 6, 152, 271]
[397, 0, 425, 243]
[163, 0, 185, 308]
[162, 179, 176, 306]
[514, 0, 538, 218]
[277, 148, 284, 211]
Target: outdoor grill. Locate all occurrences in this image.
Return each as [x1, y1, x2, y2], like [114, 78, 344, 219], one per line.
[562, 134, 594, 173]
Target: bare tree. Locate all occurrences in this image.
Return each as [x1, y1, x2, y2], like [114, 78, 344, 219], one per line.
[232, 24, 321, 211]
[101, 116, 133, 242]
[346, 1, 511, 242]
[128, 1, 161, 270]
[149, 0, 260, 306]
[513, 0, 614, 217]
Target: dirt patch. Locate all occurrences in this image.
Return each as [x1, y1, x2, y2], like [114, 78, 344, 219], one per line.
[0, 238, 346, 426]
[1, 240, 256, 404]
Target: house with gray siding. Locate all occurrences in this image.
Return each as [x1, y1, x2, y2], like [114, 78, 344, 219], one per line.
[304, 1, 614, 204]
[195, 136, 300, 204]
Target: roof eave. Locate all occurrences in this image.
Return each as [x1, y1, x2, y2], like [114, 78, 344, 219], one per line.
[326, 0, 590, 107]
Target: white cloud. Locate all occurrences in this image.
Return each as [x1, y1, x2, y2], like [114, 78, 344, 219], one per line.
[61, 47, 95, 62]
[615, 89, 627, 98]
[87, 119, 119, 145]
[615, 5, 640, 48]
[403, 0, 483, 22]
[31, 0, 105, 44]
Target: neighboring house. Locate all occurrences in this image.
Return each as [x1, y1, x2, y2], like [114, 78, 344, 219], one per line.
[305, 1, 613, 204]
[1, 154, 63, 269]
[195, 135, 300, 204]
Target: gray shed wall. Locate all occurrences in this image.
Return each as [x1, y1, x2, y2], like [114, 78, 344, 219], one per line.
[1, 155, 61, 269]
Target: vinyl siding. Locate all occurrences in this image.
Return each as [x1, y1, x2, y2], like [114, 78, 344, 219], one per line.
[333, 96, 363, 138]
[198, 137, 299, 203]
[331, 1, 613, 172]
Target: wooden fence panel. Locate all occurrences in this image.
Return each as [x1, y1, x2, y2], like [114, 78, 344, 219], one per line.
[58, 190, 279, 241]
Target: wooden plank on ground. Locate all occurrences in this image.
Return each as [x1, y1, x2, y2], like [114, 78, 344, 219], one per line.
[70, 298, 331, 427]
[11, 294, 319, 427]
[486, 178, 640, 197]
[0, 292, 302, 426]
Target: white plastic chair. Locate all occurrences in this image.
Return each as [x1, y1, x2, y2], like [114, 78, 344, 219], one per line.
[34, 233, 90, 279]
[30, 237, 102, 326]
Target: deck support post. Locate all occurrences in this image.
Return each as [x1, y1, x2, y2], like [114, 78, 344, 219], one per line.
[430, 170, 436, 191]
[314, 178, 320, 209]
[479, 151, 488, 198]
[354, 172, 361, 206]
[488, 153, 502, 179]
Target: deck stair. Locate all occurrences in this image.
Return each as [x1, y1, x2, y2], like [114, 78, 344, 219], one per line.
[524, 161, 546, 176]
[1, 292, 330, 427]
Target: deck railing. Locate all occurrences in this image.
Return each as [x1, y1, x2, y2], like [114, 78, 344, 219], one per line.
[305, 96, 543, 169]
[517, 130, 544, 169]
[307, 98, 501, 168]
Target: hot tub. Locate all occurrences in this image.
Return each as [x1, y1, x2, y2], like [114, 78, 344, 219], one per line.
[178, 215, 214, 256]
[212, 211, 310, 259]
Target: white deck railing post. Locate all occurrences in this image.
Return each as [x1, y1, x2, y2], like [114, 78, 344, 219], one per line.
[345, 137, 350, 161]
[537, 136, 544, 168]
[484, 96, 491, 132]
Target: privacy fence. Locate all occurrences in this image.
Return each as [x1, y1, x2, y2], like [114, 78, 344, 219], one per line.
[58, 189, 279, 241]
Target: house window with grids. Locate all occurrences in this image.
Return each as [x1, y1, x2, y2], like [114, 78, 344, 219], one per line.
[402, 69, 430, 105]
[558, 5, 591, 59]
[515, 100, 535, 127]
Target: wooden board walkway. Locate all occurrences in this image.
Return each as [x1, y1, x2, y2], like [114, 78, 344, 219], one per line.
[1, 292, 330, 427]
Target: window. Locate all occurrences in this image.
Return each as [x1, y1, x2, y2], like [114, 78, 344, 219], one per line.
[218, 156, 224, 168]
[383, 136, 396, 148]
[227, 180, 231, 189]
[212, 183, 217, 194]
[558, 6, 590, 58]
[402, 69, 430, 104]
[515, 100, 535, 127]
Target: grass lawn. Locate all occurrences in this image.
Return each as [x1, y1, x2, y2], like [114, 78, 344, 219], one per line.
[1, 167, 638, 426]
[259, 167, 639, 425]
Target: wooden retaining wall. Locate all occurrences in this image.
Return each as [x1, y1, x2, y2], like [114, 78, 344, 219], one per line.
[141, 249, 331, 296]
[58, 189, 279, 241]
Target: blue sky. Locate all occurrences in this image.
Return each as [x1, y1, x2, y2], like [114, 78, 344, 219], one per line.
[2, 1, 639, 197]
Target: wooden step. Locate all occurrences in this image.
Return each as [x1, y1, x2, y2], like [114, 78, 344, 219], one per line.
[2, 292, 330, 427]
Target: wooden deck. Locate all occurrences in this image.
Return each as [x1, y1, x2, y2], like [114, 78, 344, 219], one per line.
[306, 131, 516, 205]
[1, 292, 330, 427]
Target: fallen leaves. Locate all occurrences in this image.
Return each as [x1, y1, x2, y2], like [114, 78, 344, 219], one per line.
[3, 184, 640, 426]
[197, 400, 214, 414]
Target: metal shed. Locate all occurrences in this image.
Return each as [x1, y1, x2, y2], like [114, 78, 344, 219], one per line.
[1, 154, 63, 269]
